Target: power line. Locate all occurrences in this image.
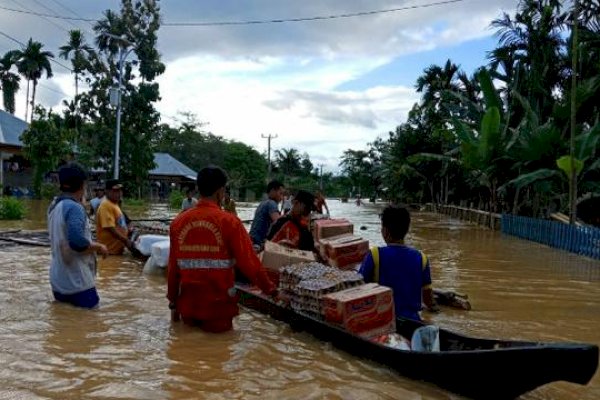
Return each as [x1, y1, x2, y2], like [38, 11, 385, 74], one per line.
[8, 0, 69, 32]
[0, 29, 75, 73]
[28, 0, 82, 31]
[164, 0, 467, 26]
[45, 0, 97, 34]
[0, 0, 468, 27]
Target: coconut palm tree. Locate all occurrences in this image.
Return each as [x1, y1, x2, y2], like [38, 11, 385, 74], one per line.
[415, 59, 460, 111]
[275, 148, 302, 177]
[0, 51, 20, 114]
[59, 30, 95, 105]
[14, 39, 54, 121]
[490, 0, 567, 118]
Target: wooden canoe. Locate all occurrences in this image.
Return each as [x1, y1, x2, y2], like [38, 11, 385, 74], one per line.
[236, 284, 598, 399]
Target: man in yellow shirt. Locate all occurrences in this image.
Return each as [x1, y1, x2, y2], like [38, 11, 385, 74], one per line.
[96, 179, 134, 255]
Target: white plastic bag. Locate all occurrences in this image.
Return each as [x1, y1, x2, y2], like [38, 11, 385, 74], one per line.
[143, 256, 162, 274]
[411, 325, 440, 352]
[151, 240, 170, 267]
[135, 234, 169, 256]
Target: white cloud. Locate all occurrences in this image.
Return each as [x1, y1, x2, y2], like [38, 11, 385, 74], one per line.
[0, 0, 518, 171]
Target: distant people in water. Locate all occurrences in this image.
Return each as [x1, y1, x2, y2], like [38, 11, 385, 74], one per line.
[223, 190, 237, 216]
[181, 189, 198, 211]
[48, 163, 108, 309]
[314, 190, 330, 216]
[89, 187, 105, 216]
[249, 180, 285, 250]
[281, 192, 292, 215]
[355, 195, 363, 206]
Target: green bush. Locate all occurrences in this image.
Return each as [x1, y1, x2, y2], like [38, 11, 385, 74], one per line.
[169, 189, 184, 209]
[122, 198, 147, 208]
[40, 182, 59, 200]
[0, 197, 26, 220]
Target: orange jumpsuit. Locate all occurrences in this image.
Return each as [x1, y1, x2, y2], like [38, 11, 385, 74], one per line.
[167, 200, 276, 332]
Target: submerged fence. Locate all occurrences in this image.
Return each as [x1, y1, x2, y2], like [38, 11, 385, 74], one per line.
[502, 214, 600, 260]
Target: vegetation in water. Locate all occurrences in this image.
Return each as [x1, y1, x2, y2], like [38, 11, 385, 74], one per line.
[169, 189, 184, 210]
[0, 197, 26, 220]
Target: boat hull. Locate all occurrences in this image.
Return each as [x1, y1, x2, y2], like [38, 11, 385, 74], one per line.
[237, 284, 598, 399]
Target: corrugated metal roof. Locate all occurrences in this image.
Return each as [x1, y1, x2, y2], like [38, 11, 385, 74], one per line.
[149, 152, 197, 180]
[0, 110, 28, 147]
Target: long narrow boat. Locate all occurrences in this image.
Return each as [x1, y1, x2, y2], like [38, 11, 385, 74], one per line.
[236, 283, 598, 399]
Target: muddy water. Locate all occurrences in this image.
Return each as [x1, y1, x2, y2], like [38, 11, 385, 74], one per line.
[0, 199, 599, 399]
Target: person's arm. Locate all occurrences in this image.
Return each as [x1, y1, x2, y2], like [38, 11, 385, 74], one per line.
[167, 233, 181, 321]
[268, 200, 280, 222]
[421, 254, 439, 312]
[64, 202, 109, 258]
[358, 252, 375, 283]
[106, 227, 134, 249]
[323, 200, 330, 215]
[230, 220, 276, 296]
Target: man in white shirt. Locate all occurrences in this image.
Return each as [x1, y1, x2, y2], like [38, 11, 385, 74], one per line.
[181, 189, 198, 211]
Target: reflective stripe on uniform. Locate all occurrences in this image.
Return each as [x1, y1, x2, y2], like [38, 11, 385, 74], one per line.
[177, 258, 235, 269]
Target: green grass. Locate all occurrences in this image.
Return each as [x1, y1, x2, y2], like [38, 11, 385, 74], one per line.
[0, 197, 26, 220]
[122, 198, 148, 208]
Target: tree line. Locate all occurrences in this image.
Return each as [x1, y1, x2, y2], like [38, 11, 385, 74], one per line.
[339, 0, 600, 219]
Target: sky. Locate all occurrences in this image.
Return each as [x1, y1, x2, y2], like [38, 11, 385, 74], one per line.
[0, 0, 518, 172]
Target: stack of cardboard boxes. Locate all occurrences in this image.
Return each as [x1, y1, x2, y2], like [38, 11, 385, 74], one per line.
[313, 219, 369, 269]
[257, 218, 395, 340]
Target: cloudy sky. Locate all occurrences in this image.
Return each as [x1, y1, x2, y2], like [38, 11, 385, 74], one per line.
[0, 0, 517, 172]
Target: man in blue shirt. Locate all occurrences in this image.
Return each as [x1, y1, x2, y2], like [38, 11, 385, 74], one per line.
[48, 163, 108, 308]
[249, 180, 284, 249]
[359, 205, 438, 320]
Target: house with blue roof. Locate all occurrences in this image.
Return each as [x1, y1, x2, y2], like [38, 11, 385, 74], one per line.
[0, 110, 30, 194]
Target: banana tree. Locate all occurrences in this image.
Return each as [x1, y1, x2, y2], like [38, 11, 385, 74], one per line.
[504, 122, 600, 213]
[412, 68, 512, 211]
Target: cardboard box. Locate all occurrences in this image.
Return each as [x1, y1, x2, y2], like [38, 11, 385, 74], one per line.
[322, 283, 396, 338]
[313, 219, 354, 241]
[325, 235, 369, 269]
[260, 241, 316, 274]
[317, 233, 354, 260]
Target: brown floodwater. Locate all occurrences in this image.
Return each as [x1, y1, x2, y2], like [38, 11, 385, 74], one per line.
[0, 199, 598, 399]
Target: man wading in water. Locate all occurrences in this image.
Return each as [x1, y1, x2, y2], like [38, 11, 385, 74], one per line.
[48, 163, 108, 308]
[167, 166, 278, 332]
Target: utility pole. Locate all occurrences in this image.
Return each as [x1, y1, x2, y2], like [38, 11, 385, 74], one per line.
[569, 0, 579, 224]
[261, 133, 277, 180]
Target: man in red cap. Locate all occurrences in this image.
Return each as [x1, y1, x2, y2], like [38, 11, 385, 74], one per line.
[167, 166, 277, 332]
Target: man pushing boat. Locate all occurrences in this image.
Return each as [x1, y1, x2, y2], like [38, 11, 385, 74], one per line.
[167, 166, 279, 332]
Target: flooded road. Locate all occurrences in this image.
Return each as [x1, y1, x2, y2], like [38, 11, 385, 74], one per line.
[0, 199, 598, 399]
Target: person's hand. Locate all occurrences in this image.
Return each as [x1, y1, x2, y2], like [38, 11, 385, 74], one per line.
[427, 304, 441, 313]
[270, 290, 288, 306]
[126, 239, 135, 251]
[95, 242, 109, 258]
[277, 239, 295, 248]
[169, 302, 180, 322]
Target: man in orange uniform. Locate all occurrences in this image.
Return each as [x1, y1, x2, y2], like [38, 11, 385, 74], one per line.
[167, 166, 277, 332]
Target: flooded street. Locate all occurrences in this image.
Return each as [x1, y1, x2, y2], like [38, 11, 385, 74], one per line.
[0, 200, 599, 399]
